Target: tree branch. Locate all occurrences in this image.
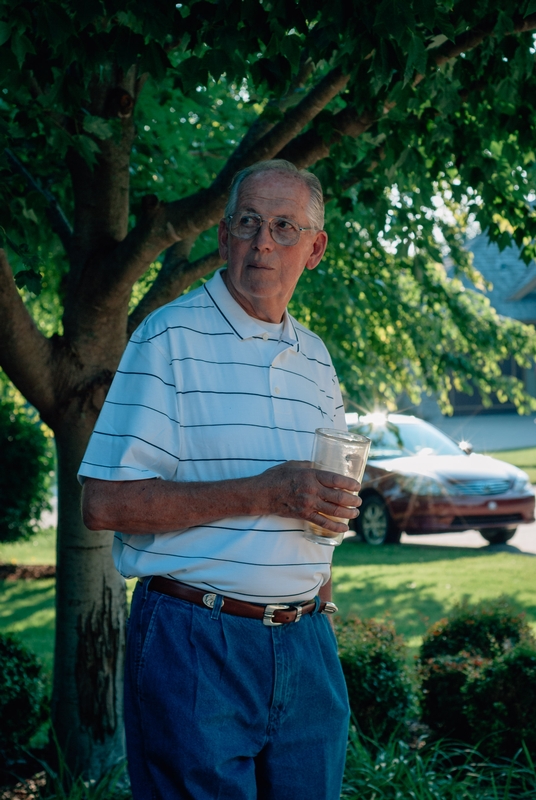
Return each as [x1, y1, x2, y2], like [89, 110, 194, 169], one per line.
[205, 65, 349, 201]
[224, 58, 317, 167]
[433, 12, 536, 67]
[280, 11, 536, 167]
[0, 249, 56, 422]
[127, 246, 223, 334]
[277, 106, 377, 168]
[91, 66, 351, 300]
[5, 148, 73, 255]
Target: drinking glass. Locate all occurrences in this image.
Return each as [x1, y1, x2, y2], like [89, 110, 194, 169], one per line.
[303, 427, 371, 546]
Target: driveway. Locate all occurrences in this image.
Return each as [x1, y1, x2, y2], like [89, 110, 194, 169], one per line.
[400, 521, 536, 555]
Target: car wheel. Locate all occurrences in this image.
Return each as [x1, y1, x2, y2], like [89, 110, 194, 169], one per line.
[355, 495, 401, 546]
[479, 527, 517, 545]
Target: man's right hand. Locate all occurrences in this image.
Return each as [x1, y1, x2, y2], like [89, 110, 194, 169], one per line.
[256, 460, 361, 533]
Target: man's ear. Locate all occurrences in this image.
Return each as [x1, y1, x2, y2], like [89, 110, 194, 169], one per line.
[305, 231, 328, 271]
[218, 219, 229, 261]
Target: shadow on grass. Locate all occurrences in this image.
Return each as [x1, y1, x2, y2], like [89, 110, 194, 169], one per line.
[335, 577, 536, 654]
[332, 541, 536, 648]
[334, 540, 533, 567]
[335, 577, 465, 643]
[0, 579, 55, 670]
[0, 579, 55, 625]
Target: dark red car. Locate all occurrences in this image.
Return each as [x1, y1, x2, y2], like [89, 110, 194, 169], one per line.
[346, 414, 535, 546]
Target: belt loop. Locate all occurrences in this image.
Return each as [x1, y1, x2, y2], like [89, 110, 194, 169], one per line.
[211, 593, 224, 620]
[312, 595, 321, 615]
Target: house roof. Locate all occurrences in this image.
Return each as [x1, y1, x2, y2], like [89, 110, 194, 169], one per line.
[467, 234, 536, 321]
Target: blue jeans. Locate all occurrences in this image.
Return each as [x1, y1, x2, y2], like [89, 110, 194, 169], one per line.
[125, 580, 350, 800]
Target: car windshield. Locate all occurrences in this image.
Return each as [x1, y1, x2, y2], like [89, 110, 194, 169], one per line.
[350, 418, 463, 459]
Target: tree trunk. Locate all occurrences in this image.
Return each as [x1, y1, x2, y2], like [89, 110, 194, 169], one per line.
[52, 414, 126, 780]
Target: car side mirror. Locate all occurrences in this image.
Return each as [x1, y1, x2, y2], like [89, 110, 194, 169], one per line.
[459, 441, 473, 455]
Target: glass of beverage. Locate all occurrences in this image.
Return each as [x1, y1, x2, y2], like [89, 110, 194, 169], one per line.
[303, 427, 371, 547]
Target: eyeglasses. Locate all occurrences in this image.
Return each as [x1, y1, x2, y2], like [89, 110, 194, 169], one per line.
[227, 210, 317, 246]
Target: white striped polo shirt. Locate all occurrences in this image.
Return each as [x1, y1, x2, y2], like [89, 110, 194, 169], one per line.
[78, 269, 346, 603]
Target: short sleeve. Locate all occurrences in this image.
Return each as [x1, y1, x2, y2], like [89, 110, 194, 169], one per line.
[78, 337, 181, 483]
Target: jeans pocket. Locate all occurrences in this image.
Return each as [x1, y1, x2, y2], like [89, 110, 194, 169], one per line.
[131, 589, 163, 696]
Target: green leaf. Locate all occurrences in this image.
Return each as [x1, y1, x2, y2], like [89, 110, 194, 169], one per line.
[112, 27, 145, 72]
[404, 35, 427, 83]
[205, 49, 231, 80]
[371, 39, 396, 94]
[434, 11, 456, 41]
[374, 0, 413, 40]
[10, 33, 34, 69]
[75, 0, 106, 29]
[14, 269, 42, 296]
[40, 4, 75, 46]
[280, 33, 302, 71]
[83, 115, 114, 140]
[525, 0, 536, 17]
[0, 21, 11, 46]
[139, 41, 171, 82]
[20, 204, 38, 224]
[413, 0, 436, 31]
[72, 134, 101, 167]
[177, 55, 209, 94]
[512, 42, 534, 80]
[179, 32, 191, 52]
[494, 11, 514, 37]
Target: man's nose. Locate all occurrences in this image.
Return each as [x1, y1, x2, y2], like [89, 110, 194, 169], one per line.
[252, 220, 275, 250]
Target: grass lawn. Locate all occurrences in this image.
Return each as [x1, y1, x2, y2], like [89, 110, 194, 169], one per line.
[1, 528, 535, 669]
[0, 526, 56, 565]
[489, 446, 536, 482]
[332, 538, 536, 656]
[0, 576, 137, 677]
[0, 578, 56, 674]
[0, 527, 57, 675]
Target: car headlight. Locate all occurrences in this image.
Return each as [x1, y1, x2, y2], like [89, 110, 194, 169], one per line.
[512, 473, 533, 494]
[398, 474, 446, 497]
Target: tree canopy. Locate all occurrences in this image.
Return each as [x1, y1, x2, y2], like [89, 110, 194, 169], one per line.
[3, 0, 536, 779]
[3, 0, 536, 416]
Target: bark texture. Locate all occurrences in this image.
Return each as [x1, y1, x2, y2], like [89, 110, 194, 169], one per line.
[52, 423, 126, 776]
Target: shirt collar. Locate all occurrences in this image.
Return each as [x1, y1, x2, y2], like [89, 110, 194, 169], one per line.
[203, 269, 300, 350]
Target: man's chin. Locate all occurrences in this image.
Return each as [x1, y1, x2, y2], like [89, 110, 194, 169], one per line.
[243, 273, 280, 294]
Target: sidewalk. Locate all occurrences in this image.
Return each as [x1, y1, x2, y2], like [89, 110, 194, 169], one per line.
[427, 413, 536, 453]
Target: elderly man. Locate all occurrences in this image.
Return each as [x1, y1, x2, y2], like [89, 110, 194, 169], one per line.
[80, 159, 360, 800]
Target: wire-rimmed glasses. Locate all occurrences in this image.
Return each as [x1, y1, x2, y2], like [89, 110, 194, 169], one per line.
[227, 210, 317, 246]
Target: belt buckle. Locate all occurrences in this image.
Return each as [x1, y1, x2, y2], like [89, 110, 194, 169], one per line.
[263, 603, 290, 626]
[321, 601, 338, 615]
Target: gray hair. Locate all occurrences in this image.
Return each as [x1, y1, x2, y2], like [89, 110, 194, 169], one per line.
[224, 159, 325, 230]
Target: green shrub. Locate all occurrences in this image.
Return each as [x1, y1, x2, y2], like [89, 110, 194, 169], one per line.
[464, 643, 536, 758]
[0, 632, 48, 761]
[0, 397, 54, 542]
[418, 598, 536, 745]
[336, 617, 416, 741]
[420, 597, 532, 661]
[418, 652, 490, 740]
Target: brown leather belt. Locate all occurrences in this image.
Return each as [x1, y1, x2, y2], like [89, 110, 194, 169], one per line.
[147, 576, 337, 626]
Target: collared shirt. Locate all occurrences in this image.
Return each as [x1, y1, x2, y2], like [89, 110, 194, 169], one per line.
[78, 270, 346, 603]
